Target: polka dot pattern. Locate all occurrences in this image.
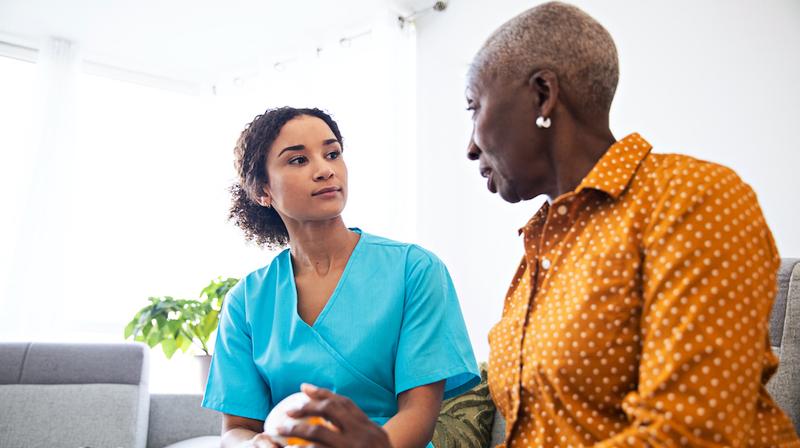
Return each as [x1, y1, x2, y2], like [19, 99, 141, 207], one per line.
[487, 133, 800, 447]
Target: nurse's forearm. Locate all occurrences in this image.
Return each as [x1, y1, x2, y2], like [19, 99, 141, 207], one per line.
[383, 381, 445, 448]
[383, 410, 436, 448]
[222, 414, 278, 448]
[222, 428, 283, 448]
[221, 428, 256, 447]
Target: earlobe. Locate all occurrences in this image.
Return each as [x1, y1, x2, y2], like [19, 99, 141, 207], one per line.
[256, 195, 271, 208]
[259, 186, 272, 208]
[528, 70, 559, 118]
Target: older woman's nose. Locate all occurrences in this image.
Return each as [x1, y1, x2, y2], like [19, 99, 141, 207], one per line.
[467, 137, 481, 161]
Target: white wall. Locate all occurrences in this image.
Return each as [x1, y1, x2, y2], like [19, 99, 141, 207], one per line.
[414, 0, 800, 361]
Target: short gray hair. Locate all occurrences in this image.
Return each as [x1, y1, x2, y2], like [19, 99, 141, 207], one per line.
[470, 2, 619, 114]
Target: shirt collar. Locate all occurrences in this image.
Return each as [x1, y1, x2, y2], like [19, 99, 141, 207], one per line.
[575, 132, 652, 199]
[518, 133, 652, 236]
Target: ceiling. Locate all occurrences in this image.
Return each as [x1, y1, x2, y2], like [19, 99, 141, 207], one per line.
[0, 0, 433, 88]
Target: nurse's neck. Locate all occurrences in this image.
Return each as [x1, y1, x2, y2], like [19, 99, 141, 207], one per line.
[285, 218, 359, 277]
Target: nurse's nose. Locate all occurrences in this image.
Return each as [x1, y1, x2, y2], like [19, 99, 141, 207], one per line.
[314, 165, 334, 181]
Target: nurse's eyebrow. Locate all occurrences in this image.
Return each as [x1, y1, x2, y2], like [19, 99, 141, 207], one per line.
[279, 139, 340, 157]
[278, 145, 305, 156]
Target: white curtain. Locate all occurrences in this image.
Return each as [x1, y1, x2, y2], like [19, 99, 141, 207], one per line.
[2, 37, 80, 341]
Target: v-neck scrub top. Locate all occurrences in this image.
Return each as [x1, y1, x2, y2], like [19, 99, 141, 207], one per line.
[202, 230, 480, 430]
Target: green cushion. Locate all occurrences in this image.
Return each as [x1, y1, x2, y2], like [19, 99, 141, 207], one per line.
[432, 363, 495, 448]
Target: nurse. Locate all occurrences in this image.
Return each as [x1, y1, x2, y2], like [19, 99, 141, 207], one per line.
[201, 107, 479, 448]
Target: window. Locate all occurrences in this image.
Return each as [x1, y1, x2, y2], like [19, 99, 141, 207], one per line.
[0, 17, 415, 391]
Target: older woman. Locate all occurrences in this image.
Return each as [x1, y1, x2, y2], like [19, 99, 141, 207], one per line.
[276, 4, 800, 448]
[464, 2, 799, 447]
[202, 107, 479, 448]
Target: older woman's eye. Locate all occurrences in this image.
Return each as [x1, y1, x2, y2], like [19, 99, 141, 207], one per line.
[288, 156, 307, 165]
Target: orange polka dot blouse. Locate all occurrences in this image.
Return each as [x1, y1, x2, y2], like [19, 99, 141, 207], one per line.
[488, 133, 800, 447]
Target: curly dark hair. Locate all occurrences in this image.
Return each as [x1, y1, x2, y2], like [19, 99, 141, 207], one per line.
[229, 107, 344, 248]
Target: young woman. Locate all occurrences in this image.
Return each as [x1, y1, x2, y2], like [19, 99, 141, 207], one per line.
[201, 107, 479, 448]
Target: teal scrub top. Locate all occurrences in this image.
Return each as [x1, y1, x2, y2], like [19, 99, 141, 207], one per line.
[202, 229, 480, 439]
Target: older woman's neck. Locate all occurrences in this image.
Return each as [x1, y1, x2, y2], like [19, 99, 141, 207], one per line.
[549, 117, 616, 199]
[286, 219, 359, 276]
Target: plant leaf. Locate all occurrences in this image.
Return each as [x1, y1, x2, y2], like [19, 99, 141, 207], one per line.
[146, 330, 160, 348]
[202, 310, 219, 336]
[176, 332, 192, 351]
[161, 338, 178, 359]
[124, 320, 136, 339]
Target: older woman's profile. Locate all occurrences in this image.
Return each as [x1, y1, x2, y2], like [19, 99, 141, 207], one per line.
[465, 2, 800, 446]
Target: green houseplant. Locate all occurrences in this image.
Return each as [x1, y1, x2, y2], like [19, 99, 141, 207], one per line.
[124, 277, 239, 359]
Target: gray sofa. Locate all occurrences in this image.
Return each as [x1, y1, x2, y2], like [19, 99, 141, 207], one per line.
[1, 259, 798, 447]
[0, 343, 220, 448]
[768, 258, 800, 434]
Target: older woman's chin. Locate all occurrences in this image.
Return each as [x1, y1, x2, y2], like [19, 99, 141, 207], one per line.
[497, 187, 524, 204]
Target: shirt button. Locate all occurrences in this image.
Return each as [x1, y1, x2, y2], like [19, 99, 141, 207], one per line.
[557, 205, 568, 215]
[541, 258, 551, 270]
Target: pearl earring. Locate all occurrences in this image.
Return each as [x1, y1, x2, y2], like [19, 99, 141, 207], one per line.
[536, 116, 551, 129]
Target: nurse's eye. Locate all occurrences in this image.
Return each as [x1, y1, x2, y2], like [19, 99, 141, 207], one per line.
[326, 150, 342, 160]
[288, 156, 307, 165]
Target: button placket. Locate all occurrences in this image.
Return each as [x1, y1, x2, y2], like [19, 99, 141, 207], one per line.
[536, 197, 576, 279]
[511, 205, 547, 437]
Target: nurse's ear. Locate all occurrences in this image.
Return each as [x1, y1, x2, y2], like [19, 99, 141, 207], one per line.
[258, 185, 272, 208]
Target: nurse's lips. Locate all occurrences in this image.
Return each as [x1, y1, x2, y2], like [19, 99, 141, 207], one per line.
[311, 186, 342, 197]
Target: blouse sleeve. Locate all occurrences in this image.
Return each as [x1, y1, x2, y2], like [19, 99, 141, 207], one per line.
[595, 165, 780, 446]
[201, 286, 272, 420]
[394, 245, 480, 399]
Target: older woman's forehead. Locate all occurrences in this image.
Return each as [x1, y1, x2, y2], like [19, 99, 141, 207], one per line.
[468, 67, 517, 102]
[466, 63, 497, 92]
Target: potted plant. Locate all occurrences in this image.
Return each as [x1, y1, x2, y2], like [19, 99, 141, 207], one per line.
[124, 277, 239, 389]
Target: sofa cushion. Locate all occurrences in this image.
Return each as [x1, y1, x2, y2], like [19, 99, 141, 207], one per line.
[0, 384, 148, 448]
[767, 259, 800, 435]
[0, 342, 28, 384]
[0, 342, 148, 386]
[489, 412, 506, 448]
[148, 394, 222, 448]
[432, 363, 495, 447]
[771, 259, 799, 347]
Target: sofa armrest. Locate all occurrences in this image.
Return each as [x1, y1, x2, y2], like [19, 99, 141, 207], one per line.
[147, 394, 222, 448]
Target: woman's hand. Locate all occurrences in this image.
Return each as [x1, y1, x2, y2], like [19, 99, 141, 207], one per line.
[278, 383, 392, 448]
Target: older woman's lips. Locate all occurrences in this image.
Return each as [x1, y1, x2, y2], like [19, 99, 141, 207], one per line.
[487, 173, 497, 193]
[480, 167, 496, 193]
